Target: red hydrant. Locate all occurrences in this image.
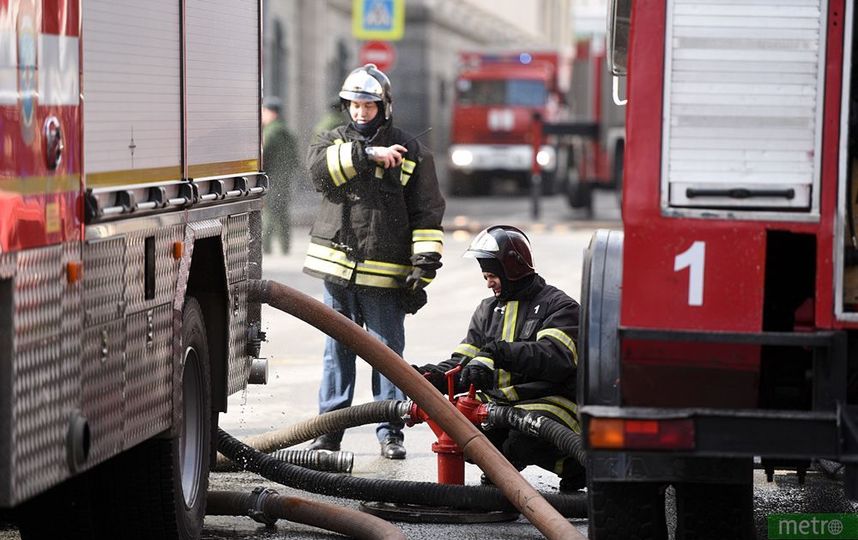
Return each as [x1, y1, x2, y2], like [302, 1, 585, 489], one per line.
[407, 364, 489, 484]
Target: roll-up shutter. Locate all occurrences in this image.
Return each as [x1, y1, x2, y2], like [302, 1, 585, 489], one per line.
[662, 0, 826, 214]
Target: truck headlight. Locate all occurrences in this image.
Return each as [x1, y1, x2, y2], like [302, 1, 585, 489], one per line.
[536, 149, 553, 167]
[451, 149, 474, 167]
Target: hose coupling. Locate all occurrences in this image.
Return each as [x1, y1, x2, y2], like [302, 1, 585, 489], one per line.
[247, 486, 279, 526]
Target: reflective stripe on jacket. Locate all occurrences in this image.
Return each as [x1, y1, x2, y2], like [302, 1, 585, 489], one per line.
[303, 121, 445, 288]
[452, 275, 580, 430]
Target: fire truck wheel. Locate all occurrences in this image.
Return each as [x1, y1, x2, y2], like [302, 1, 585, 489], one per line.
[110, 297, 212, 539]
[586, 478, 667, 540]
[168, 296, 213, 539]
[567, 179, 592, 212]
[674, 481, 754, 540]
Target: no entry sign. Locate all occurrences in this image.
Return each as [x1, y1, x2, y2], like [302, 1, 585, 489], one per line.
[359, 41, 396, 72]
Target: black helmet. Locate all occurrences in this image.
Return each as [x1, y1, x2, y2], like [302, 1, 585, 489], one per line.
[339, 63, 393, 120]
[464, 225, 534, 281]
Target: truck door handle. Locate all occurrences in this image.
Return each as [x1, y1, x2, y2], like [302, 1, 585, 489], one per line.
[685, 188, 795, 200]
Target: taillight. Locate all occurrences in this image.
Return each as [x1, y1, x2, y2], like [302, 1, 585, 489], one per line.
[588, 418, 695, 450]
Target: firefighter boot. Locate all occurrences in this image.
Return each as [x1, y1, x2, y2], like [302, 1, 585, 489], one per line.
[307, 433, 341, 452]
[380, 435, 406, 460]
[558, 458, 587, 493]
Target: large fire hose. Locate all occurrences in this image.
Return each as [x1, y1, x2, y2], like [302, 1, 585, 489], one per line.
[214, 400, 408, 471]
[249, 279, 584, 540]
[207, 488, 405, 540]
[217, 428, 587, 516]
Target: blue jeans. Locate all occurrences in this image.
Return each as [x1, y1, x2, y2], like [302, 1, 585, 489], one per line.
[319, 281, 407, 443]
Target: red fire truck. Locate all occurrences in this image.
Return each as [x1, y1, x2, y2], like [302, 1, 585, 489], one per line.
[448, 50, 572, 196]
[580, 0, 858, 538]
[565, 37, 626, 212]
[0, 1, 265, 539]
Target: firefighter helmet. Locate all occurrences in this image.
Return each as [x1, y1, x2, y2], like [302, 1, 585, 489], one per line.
[464, 225, 535, 281]
[339, 63, 393, 119]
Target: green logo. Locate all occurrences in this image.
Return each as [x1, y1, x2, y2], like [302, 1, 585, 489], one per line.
[769, 514, 858, 539]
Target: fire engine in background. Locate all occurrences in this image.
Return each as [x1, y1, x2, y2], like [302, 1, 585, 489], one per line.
[447, 50, 572, 196]
[565, 37, 626, 213]
[580, 1, 858, 538]
[0, 1, 266, 539]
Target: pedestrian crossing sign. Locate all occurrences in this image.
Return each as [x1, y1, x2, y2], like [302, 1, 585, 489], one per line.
[352, 0, 405, 41]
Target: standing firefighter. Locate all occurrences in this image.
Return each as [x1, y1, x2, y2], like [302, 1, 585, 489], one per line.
[303, 63, 446, 459]
[416, 225, 585, 490]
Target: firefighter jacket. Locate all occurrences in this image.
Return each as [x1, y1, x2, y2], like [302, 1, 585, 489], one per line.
[303, 121, 446, 289]
[449, 274, 580, 430]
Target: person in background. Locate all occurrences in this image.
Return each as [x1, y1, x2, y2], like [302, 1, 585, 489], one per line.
[262, 96, 300, 254]
[303, 64, 446, 459]
[313, 98, 345, 135]
[415, 225, 585, 491]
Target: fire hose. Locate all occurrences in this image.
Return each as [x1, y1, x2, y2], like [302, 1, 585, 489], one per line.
[217, 428, 586, 517]
[207, 488, 405, 540]
[214, 400, 408, 471]
[248, 279, 585, 540]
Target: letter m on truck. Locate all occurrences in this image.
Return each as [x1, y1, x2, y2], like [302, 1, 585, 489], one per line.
[580, 1, 858, 538]
[0, 1, 267, 538]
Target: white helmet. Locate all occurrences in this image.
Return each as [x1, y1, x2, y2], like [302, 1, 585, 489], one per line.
[339, 63, 393, 120]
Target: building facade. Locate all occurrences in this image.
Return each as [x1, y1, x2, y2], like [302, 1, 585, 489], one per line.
[262, 0, 573, 194]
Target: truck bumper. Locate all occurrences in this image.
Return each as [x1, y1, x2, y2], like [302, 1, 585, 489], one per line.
[581, 404, 858, 483]
[449, 144, 556, 172]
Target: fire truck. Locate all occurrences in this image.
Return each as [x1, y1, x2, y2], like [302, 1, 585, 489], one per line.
[565, 37, 626, 213]
[447, 50, 572, 196]
[580, 0, 858, 538]
[0, 1, 265, 539]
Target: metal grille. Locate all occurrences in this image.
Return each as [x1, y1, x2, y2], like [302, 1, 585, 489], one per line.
[227, 280, 250, 395]
[82, 320, 126, 465]
[124, 305, 172, 448]
[662, 0, 825, 212]
[226, 213, 249, 283]
[84, 237, 126, 326]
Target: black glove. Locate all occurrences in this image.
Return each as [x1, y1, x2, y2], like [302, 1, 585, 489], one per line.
[399, 288, 428, 314]
[478, 341, 510, 369]
[405, 252, 442, 291]
[459, 362, 494, 391]
[414, 360, 458, 393]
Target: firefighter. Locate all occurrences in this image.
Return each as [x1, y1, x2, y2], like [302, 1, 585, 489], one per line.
[415, 225, 585, 490]
[303, 63, 446, 459]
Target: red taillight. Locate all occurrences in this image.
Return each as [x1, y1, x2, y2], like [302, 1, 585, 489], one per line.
[589, 418, 695, 450]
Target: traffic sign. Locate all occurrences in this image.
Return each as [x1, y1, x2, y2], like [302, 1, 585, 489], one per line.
[358, 41, 396, 72]
[352, 0, 405, 41]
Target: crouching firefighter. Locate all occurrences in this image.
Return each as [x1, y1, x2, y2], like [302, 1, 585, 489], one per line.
[415, 225, 585, 490]
[303, 63, 446, 460]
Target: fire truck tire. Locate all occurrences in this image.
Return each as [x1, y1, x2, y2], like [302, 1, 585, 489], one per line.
[567, 179, 592, 211]
[586, 480, 667, 540]
[113, 296, 212, 540]
[578, 229, 623, 406]
[164, 295, 213, 539]
[674, 481, 754, 540]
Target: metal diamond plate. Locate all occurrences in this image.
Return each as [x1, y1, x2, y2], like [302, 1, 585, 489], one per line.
[82, 320, 126, 465]
[0, 252, 14, 279]
[189, 218, 222, 239]
[124, 305, 172, 448]
[227, 280, 250, 395]
[125, 226, 183, 314]
[226, 213, 249, 283]
[7, 244, 79, 505]
[14, 246, 63, 350]
[84, 237, 126, 326]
